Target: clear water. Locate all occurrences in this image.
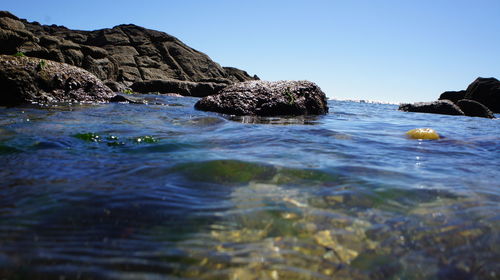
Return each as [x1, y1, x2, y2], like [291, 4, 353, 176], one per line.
[0, 97, 499, 279]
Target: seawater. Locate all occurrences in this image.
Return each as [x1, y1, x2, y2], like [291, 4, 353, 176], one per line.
[0, 97, 499, 279]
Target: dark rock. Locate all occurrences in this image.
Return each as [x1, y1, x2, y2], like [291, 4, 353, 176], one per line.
[131, 79, 226, 97]
[464, 77, 500, 113]
[438, 90, 466, 104]
[398, 100, 465, 116]
[109, 94, 146, 104]
[0, 11, 258, 93]
[457, 99, 495, 118]
[0, 55, 114, 106]
[194, 80, 329, 116]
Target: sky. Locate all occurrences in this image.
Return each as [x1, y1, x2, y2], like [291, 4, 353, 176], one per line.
[2, 0, 499, 103]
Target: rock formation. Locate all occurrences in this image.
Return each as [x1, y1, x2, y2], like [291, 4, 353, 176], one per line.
[0, 54, 114, 106]
[195, 80, 329, 116]
[456, 99, 495, 119]
[0, 11, 257, 97]
[399, 100, 465, 116]
[401, 77, 499, 118]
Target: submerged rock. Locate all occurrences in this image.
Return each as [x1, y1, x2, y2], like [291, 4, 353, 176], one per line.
[194, 80, 329, 116]
[457, 99, 495, 119]
[0, 54, 114, 106]
[398, 100, 464, 116]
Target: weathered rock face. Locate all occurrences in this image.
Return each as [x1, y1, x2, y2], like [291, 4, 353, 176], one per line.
[0, 11, 258, 96]
[195, 80, 329, 116]
[131, 79, 227, 97]
[438, 90, 466, 103]
[0, 55, 114, 106]
[464, 77, 500, 113]
[457, 99, 495, 119]
[398, 100, 465, 116]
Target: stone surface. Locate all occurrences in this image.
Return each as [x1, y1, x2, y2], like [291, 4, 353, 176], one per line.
[0, 11, 258, 96]
[464, 77, 500, 113]
[398, 100, 465, 116]
[195, 80, 329, 116]
[457, 99, 495, 119]
[131, 79, 226, 97]
[438, 90, 466, 104]
[0, 55, 114, 106]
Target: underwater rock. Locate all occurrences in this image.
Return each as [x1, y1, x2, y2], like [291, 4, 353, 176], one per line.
[406, 128, 440, 140]
[398, 100, 464, 116]
[0, 54, 114, 106]
[457, 99, 495, 119]
[194, 80, 329, 116]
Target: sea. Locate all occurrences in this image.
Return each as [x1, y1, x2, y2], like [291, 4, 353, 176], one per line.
[0, 96, 499, 279]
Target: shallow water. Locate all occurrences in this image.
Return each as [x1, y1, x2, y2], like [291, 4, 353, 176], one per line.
[0, 97, 499, 279]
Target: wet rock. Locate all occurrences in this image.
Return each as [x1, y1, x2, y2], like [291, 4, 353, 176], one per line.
[131, 79, 226, 97]
[464, 77, 500, 113]
[457, 99, 495, 118]
[195, 80, 329, 116]
[109, 94, 147, 104]
[398, 100, 465, 116]
[0, 54, 114, 106]
[438, 90, 466, 104]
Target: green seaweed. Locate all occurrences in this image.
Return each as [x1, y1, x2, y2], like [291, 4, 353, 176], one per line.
[134, 135, 157, 143]
[122, 89, 134, 94]
[284, 87, 295, 105]
[171, 160, 276, 185]
[73, 132, 101, 142]
[37, 59, 46, 71]
[13, 51, 25, 57]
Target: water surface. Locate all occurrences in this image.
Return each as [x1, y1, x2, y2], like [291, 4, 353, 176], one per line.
[0, 97, 499, 279]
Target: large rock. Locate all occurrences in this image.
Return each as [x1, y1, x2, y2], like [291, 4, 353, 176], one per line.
[194, 80, 329, 116]
[131, 79, 226, 97]
[0, 54, 114, 106]
[0, 11, 258, 96]
[438, 90, 466, 104]
[457, 99, 495, 119]
[398, 100, 465, 116]
[464, 77, 500, 113]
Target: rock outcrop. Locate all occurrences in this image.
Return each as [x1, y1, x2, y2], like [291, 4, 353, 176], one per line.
[456, 99, 495, 119]
[464, 77, 500, 113]
[438, 90, 466, 104]
[401, 77, 499, 118]
[195, 80, 329, 116]
[0, 11, 257, 96]
[398, 100, 465, 116]
[0, 54, 114, 106]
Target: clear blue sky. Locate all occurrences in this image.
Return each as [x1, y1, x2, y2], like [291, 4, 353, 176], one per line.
[2, 0, 499, 103]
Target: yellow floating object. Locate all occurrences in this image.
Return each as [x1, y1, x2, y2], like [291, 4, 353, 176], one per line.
[406, 128, 440, 140]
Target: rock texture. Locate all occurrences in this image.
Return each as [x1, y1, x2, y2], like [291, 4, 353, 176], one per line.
[464, 77, 500, 113]
[438, 90, 466, 104]
[456, 99, 495, 119]
[402, 77, 499, 118]
[131, 79, 227, 97]
[0, 11, 257, 96]
[195, 80, 329, 116]
[0, 54, 114, 106]
[398, 100, 465, 116]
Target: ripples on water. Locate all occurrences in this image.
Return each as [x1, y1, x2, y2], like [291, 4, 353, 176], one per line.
[0, 97, 499, 279]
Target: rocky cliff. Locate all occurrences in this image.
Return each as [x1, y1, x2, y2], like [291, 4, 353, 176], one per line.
[0, 11, 258, 95]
